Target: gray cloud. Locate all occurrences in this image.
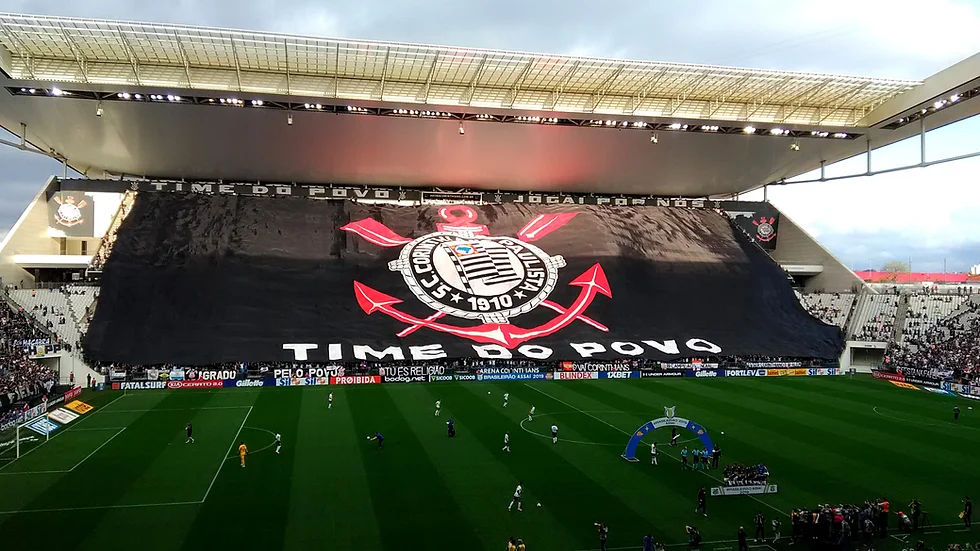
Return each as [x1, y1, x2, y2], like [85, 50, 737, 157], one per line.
[816, 231, 980, 273]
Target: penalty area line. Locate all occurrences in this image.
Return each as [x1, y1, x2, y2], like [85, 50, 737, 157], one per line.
[0, 393, 127, 473]
[0, 500, 201, 515]
[523, 383, 791, 519]
[201, 405, 252, 503]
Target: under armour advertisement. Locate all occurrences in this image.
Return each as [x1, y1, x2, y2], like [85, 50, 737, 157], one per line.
[84, 194, 842, 364]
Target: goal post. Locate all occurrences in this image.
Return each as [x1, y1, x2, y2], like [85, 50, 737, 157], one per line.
[12, 412, 53, 459]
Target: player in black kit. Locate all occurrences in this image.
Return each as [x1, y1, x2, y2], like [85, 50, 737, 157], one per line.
[696, 486, 707, 516]
[954, 405, 961, 422]
[185, 423, 195, 444]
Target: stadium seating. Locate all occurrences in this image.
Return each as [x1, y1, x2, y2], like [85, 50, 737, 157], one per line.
[849, 293, 899, 342]
[0, 304, 57, 408]
[886, 296, 980, 382]
[9, 287, 84, 352]
[89, 191, 136, 272]
[800, 292, 855, 328]
[901, 294, 967, 341]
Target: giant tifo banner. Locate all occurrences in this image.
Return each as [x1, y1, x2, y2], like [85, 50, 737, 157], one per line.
[84, 195, 842, 365]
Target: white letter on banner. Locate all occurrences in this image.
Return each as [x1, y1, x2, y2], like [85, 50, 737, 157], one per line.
[410, 344, 447, 361]
[643, 340, 679, 355]
[252, 185, 269, 195]
[686, 338, 721, 354]
[283, 343, 317, 361]
[518, 345, 552, 360]
[327, 343, 342, 361]
[353, 345, 405, 361]
[611, 342, 644, 356]
[472, 344, 512, 359]
[275, 186, 292, 196]
[570, 342, 605, 358]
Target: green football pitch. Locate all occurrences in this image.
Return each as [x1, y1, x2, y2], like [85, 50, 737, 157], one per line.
[1, 376, 977, 551]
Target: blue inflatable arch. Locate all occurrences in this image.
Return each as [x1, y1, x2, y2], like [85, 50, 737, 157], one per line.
[622, 417, 714, 462]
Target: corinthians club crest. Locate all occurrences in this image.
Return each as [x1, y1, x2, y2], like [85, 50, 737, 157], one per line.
[341, 206, 611, 348]
[752, 215, 776, 242]
[53, 194, 88, 228]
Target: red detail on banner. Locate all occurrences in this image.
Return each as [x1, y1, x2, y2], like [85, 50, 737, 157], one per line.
[872, 371, 906, 382]
[167, 380, 224, 389]
[517, 213, 577, 242]
[436, 206, 488, 235]
[352, 263, 610, 349]
[330, 375, 381, 385]
[340, 218, 412, 248]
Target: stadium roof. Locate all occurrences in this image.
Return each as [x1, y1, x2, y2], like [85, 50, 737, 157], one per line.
[0, 13, 977, 197]
[0, 13, 920, 126]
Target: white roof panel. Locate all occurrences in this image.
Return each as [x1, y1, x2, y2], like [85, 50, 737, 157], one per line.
[0, 12, 922, 126]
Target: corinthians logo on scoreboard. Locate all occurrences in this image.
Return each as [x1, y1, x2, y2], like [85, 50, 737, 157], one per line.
[341, 206, 612, 348]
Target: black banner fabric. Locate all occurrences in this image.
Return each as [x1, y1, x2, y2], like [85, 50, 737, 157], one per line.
[728, 206, 780, 250]
[47, 191, 95, 236]
[84, 195, 842, 364]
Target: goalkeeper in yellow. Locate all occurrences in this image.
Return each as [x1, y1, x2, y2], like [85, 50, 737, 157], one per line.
[238, 441, 248, 468]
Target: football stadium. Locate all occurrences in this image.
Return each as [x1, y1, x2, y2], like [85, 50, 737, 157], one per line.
[1, 12, 980, 551]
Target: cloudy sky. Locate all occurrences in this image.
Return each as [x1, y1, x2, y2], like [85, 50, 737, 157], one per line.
[2, 0, 980, 271]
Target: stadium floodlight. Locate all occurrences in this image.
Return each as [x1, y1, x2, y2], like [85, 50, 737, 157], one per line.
[50, 87, 64, 96]
[742, 126, 755, 134]
[632, 122, 647, 128]
[833, 132, 848, 139]
[950, 94, 960, 102]
[134, 94, 142, 100]
[701, 125, 719, 132]
[668, 123, 682, 130]
[27, 88, 35, 94]
[934, 100, 946, 109]
[770, 128, 785, 135]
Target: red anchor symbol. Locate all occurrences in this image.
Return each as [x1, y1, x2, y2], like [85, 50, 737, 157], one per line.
[341, 206, 611, 348]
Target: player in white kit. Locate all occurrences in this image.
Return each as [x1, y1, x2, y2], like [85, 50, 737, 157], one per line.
[502, 432, 510, 452]
[328, 392, 334, 409]
[551, 424, 559, 444]
[650, 442, 658, 465]
[528, 406, 535, 421]
[275, 433, 282, 454]
[503, 392, 510, 408]
[435, 400, 441, 416]
[508, 483, 523, 512]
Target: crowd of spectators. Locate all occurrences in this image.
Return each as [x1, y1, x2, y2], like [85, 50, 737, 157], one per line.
[89, 191, 135, 271]
[885, 299, 980, 383]
[1, 305, 57, 411]
[800, 292, 854, 328]
[722, 463, 769, 486]
[852, 294, 900, 341]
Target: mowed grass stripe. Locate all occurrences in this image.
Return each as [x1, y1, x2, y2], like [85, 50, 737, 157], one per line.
[416, 381, 594, 551]
[738, 377, 980, 452]
[617, 378, 968, 521]
[349, 384, 486, 551]
[0, 390, 217, 547]
[284, 386, 383, 550]
[180, 387, 296, 550]
[528, 381, 751, 543]
[387, 383, 545, 548]
[448, 381, 656, 551]
[568, 379, 835, 525]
